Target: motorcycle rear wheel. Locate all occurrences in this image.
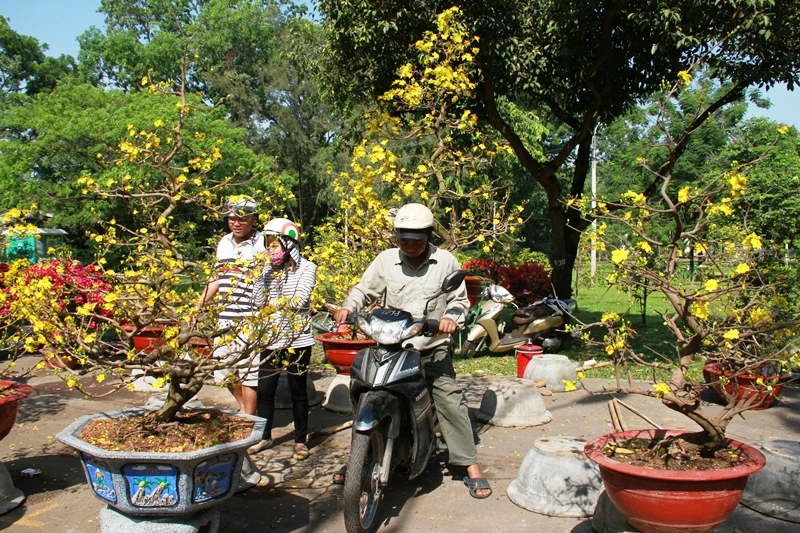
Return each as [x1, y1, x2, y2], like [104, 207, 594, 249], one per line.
[460, 338, 485, 359]
[343, 428, 386, 533]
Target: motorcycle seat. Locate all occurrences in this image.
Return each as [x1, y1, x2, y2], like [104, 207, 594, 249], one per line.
[512, 305, 554, 325]
[524, 316, 563, 334]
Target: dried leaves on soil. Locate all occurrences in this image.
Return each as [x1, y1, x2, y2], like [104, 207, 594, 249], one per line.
[80, 410, 254, 453]
[604, 437, 746, 471]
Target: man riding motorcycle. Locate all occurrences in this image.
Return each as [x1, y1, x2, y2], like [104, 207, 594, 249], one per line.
[332, 203, 492, 499]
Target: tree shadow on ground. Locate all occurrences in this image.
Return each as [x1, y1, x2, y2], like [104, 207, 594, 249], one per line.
[3, 452, 85, 497]
[14, 392, 70, 425]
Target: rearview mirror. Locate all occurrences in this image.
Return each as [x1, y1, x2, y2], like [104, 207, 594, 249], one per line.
[440, 269, 467, 293]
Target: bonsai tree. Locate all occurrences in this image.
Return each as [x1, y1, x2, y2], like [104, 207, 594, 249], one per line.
[0, 54, 304, 430]
[574, 68, 800, 454]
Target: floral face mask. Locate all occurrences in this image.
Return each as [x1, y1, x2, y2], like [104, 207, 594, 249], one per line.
[269, 247, 286, 267]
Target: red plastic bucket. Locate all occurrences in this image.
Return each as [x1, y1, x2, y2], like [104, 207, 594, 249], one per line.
[516, 343, 543, 378]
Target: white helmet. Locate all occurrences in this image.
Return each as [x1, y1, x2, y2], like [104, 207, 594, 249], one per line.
[264, 217, 300, 241]
[394, 203, 434, 240]
[264, 217, 301, 264]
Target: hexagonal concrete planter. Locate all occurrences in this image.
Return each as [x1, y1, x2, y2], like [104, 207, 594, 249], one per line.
[57, 407, 265, 517]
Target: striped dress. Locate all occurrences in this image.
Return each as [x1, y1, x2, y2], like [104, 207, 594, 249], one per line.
[263, 256, 317, 349]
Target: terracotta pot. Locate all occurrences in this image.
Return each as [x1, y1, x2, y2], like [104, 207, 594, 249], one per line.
[43, 351, 79, 370]
[585, 429, 766, 533]
[0, 380, 34, 442]
[188, 337, 214, 357]
[464, 275, 486, 308]
[121, 325, 168, 353]
[316, 332, 376, 375]
[703, 362, 782, 410]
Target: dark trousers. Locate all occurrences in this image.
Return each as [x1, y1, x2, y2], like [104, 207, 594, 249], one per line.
[257, 346, 312, 443]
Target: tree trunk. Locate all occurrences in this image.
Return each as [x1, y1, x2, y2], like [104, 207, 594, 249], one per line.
[154, 376, 204, 423]
[550, 207, 581, 299]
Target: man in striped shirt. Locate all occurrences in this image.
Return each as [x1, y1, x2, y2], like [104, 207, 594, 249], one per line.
[196, 196, 265, 416]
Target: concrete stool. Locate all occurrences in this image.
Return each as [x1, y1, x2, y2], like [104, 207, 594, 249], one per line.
[740, 439, 800, 523]
[0, 462, 24, 515]
[99, 505, 220, 533]
[507, 436, 603, 517]
[475, 380, 552, 427]
[322, 373, 352, 414]
[274, 373, 323, 410]
[522, 354, 577, 392]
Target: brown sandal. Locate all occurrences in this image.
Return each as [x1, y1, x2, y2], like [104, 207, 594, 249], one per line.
[292, 443, 310, 461]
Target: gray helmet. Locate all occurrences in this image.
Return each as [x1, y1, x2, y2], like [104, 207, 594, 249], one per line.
[222, 196, 258, 217]
[540, 336, 563, 353]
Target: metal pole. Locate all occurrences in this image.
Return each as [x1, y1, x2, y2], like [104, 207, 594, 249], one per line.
[590, 124, 598, 279]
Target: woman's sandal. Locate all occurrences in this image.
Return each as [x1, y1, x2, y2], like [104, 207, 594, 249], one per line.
[292, 443, 310, 461]
[247, 439, 274, 455]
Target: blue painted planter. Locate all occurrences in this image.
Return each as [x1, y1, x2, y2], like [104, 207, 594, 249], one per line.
[57, 407, 265, 517]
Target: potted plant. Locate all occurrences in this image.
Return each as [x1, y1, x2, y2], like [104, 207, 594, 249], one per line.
[0, 379, 33, 514]
[572, 71, 799, 532]
[0, 52, 305, 522]
[703, 359, 785, 410]
[317, 326, 377, 413]
[460, 258, 497, 308]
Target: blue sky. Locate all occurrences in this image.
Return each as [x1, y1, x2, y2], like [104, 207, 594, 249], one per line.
[2, 0, 798, 126]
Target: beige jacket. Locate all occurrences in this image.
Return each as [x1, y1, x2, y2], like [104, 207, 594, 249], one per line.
[342, 245, 469, 350]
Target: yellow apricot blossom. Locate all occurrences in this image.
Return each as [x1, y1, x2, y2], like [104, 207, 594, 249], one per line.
[653, 382, 671, 398]
[611, 249, 629, 265]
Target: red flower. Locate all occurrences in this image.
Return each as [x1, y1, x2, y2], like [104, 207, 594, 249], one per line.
[4, 260, 114, 325]
[461, 258, 500, 282]
[498, 263, 552, 305]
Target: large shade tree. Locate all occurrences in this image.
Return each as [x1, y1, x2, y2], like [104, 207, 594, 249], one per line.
[77, 0, 343, 231]
[319, 0, 800, 297]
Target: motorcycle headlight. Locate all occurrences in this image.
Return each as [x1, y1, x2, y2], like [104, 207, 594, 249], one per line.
[359, 315, 422, 345]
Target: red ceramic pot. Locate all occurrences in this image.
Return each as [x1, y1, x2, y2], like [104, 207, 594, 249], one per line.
[703, 362, 782, 410]
[316, 332, 376, 375]
[188, 337, 214, 357]
[43, 351, 79, 370]
[585, 429, 766, 533]
[0, 380, 34, 441]
[121, 325, 168, 353]
[464, 275, 485, 308]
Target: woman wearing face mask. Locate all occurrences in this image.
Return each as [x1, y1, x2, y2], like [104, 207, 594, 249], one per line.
[249, 217, 318, 460]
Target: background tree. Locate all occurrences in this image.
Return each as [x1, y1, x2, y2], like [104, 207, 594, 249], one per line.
[0, 16, 75, 98]
[319, 0, 800, 297]
[0, 77, 276, 264]
[77, 0, 345, 232]
[307, 9, 526, 304]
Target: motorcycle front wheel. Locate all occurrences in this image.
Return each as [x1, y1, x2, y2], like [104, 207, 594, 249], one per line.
[460, 337, 485, 359]
[343, 428, 386, 533]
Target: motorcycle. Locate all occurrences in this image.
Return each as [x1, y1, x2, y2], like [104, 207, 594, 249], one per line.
[342, 269, 466, 533]
[461, 283, 576, 358]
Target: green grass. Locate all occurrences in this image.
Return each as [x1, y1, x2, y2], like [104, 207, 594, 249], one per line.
[453, 265, 706, 381]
